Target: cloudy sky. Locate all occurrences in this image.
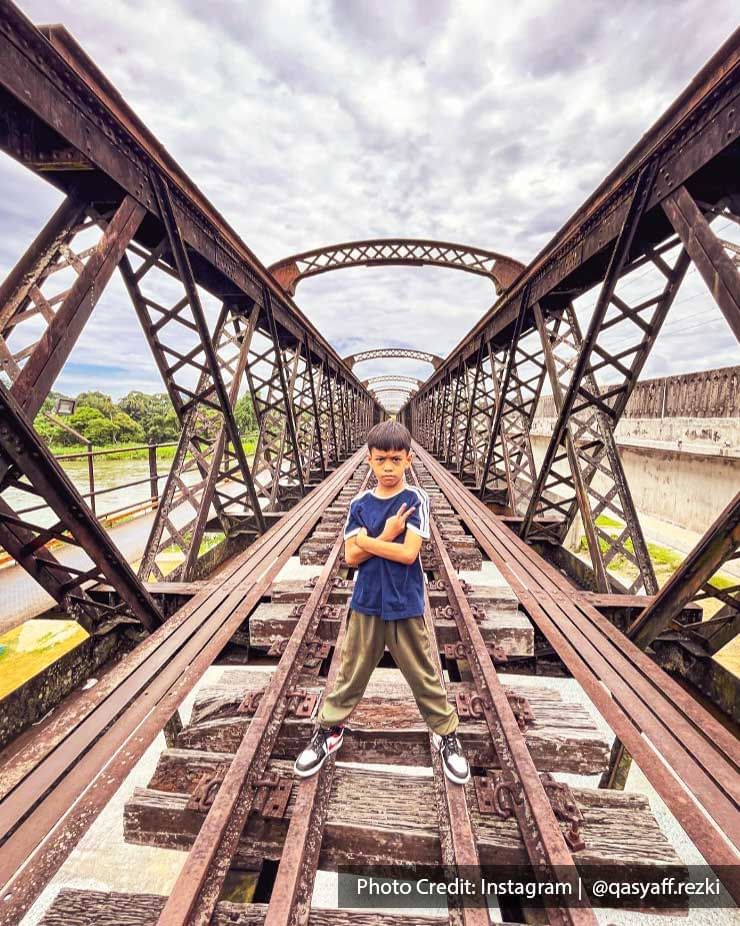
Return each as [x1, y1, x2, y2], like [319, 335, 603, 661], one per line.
[1, 0, 738, 406]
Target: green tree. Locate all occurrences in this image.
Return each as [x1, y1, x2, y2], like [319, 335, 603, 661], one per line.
[234, 395, 257, 434]
[66, 406, 117, 444]
[143, 410, 179, 443]
[117, 390, 149, 422]
[76, 391, 116, 418]
[111, 411, 144, 443]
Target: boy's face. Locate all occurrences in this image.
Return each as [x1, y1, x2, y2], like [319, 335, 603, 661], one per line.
[367, 446, 412, 490]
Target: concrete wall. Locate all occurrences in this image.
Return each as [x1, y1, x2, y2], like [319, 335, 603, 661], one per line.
[530, 416, 739, 534]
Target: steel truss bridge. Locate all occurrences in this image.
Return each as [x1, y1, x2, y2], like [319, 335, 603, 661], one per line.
[0, 6, 738, 925]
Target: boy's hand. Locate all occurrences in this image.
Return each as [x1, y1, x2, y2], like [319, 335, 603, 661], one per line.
[356, 527, 369, 548]
[381, 503, 416, 540]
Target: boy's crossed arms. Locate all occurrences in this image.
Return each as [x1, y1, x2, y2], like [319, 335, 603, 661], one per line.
[344, 502, 422, 567]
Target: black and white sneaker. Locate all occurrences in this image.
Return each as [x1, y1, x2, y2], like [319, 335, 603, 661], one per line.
[432, 730, 471, 785]
[293, 724, 344, 778]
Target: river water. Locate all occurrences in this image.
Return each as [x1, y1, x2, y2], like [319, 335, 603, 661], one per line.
[4, 454, 173, 527]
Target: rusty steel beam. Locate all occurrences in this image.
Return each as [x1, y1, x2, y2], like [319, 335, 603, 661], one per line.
[520, 163, 657, 543]
[0, 196, 144, 421]
[247, 304, 307, 510]
[0, 195, 164, 632]
[363, 374, 422, 388]
[629, 492, 740, 650]
[0, 8, 377, 410]
[662, 184, 740, 341]
[303, 337, 327, 481]
[0, 384, 162, 633]
[0, 195, 87, 364]
[477, 284, 533, 507]
[268, 238, 525, 296]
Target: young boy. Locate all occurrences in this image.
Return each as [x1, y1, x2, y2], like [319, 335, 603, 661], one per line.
[293, 420, 470, 785]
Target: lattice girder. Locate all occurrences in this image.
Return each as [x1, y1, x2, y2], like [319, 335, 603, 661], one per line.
[458, 342, 497, 487]
[246, 315, 305, 510]
[137, 303, 262, 582]
[0, 385, 162, 635]
[0, 198, 103, 388]
[0, 195, 163, 632]
[269, 238, 524, 296]
[523, 230, 691, 593]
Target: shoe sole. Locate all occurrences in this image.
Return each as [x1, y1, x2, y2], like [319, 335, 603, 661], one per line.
[292, 737, 343, 779]
[433, 734, 470, 786]
[440, 762, 471, 786]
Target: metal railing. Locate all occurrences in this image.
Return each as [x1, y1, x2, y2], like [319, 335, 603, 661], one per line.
[0, 442, 177, 565]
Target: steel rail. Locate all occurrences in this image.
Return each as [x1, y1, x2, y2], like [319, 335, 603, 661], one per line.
[156, 468, 373, 925]
[261, 605, 353, 926]
[418, 525, 500, 926]
[413, 441, 740, 902]
[409, 472, 595, 926]
[0, 447, 366, 926]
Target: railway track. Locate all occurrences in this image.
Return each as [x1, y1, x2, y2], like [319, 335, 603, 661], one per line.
[30, 455, 699, 926]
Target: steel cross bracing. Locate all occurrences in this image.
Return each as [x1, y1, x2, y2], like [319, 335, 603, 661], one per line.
[0, 5, 380, 627]
[403, 35, 740, 613]
[457, 341, 496, 488]
[518, 165, 663, 596]
[268, 237, 525, 296]
[0, 194, 164, 634]
[629, 493, 740, 653]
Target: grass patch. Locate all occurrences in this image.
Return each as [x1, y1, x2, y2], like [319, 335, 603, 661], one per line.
[577, 525, 737, 616]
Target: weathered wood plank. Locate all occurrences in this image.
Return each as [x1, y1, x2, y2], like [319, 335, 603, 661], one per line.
[267, 581, 520, 611]
[124, 760, 682, 872]
[38, 890, 460, 925]
[246, 602, 533, 655]
[161, 667, 613, 775]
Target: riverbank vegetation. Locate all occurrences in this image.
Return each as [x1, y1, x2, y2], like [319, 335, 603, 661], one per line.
[34, 389, 258, 453]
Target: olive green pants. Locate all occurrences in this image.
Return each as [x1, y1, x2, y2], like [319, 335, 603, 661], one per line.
[318, 609, 459, 735]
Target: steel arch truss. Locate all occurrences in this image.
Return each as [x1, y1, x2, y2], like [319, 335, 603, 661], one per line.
[269, 238, 524, 296]
[344, 347, 443, 370]
[363, 374, 422, 389]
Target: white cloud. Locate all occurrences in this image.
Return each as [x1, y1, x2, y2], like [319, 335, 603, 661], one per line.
[1, 0, 737, 404]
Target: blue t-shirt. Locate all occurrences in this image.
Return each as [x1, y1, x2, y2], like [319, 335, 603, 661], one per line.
[343, 482, 431, 620]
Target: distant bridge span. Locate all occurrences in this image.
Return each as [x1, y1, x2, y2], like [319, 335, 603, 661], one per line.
[268, 238, 525, 296]
[344, 348, 444, 371]
[363, 374, 423, 388]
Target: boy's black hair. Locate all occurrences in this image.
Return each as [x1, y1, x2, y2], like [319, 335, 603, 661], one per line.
[366, 420, 411, 454]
